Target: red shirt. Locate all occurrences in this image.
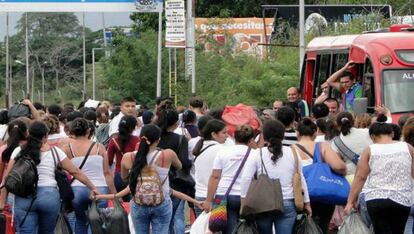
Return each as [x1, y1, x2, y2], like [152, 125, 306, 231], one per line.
[107, 136, 140, 172]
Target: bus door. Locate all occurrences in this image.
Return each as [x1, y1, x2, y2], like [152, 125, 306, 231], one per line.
[362, 58, 376, 113]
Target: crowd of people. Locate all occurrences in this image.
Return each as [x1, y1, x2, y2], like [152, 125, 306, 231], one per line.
[0, 81, 413, 234]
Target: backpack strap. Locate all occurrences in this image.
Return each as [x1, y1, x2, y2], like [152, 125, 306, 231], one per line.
[290, 146, 300, 175]
[295, 143, 314, 159]
[333, 136, 360, 165]
[149, 150, 168, 185]
[194, 144, 216, 162]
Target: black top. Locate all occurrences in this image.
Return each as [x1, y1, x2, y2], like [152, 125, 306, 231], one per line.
[157, 131, 192, 193]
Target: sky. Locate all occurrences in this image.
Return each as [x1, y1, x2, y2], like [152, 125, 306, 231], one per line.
[0, 12, 134, 42]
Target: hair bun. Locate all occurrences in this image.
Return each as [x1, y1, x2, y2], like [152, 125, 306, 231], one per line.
[377, 113, 388, 123]
[303, 118, 313, 126]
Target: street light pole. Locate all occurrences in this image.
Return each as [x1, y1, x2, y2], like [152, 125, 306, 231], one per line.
[41, 66, 45, 104]
[299, 0, 305, 75]
[92, 48, 103, 100]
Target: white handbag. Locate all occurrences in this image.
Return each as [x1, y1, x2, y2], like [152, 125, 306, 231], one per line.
[190, 211, 212, 234]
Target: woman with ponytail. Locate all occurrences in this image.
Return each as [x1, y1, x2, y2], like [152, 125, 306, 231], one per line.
[292, 117, 346, 233]
[203, 125, 255, 234]
[332, 112, 372, 175]
[129, 124, 181, 234]
[0, 121, 98, 234]
[241, 120, 311, 234]
[0, 119, 28, 183]
[193, 119, 228, 216]
[107, 115, 140, 192]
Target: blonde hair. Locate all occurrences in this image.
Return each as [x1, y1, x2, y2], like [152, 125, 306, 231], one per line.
[354, 113, 372, 129]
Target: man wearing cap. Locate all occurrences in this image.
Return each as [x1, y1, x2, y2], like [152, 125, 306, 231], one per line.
[324, 61, 362, 112]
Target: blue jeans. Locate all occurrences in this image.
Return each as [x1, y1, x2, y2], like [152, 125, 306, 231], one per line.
[255, 200, 297, 234]
[14, 186, 61, 234]
[131, 197, 173, 234]
[358, 193, 372, 228]
[404, 205, 414, 234]
[215, 195, 241, 234]
[72, 186, 108, 234]
[169, 197, 185, 234]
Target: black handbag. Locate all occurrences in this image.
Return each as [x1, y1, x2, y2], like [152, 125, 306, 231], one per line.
[51, 147, 75, 212]
[169, 135, 195, 187]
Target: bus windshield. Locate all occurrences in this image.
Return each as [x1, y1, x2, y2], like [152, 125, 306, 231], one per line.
[383, 70, 414, 113]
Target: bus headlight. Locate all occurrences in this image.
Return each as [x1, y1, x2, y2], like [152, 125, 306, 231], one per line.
[396, 50, 414, 64]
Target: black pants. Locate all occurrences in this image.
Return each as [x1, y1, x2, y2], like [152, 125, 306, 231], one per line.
[311, 202, 335, 233]
[367, 199, 410, 234]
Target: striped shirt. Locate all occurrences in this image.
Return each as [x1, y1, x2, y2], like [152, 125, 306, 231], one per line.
[282, 129, 298, 146]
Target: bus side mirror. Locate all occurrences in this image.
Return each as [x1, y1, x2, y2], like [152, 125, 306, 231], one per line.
[353, 98, 368, 114]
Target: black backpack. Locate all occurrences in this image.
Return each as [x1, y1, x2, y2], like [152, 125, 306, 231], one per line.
[5, 154, 38, 197]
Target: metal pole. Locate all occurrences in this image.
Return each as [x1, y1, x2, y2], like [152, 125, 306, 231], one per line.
[174, 48, 177, 105]
[31, 66, 34, 100]
[25, 12, 30, 97]
[41, 67, 45, 104]
[83, 12, 86, 100]
[5, 12, 9, 108]
[156, 11, 163, 98]
[10, 60, 12, 104]
[92, 48, 96, 100]
[102, 13, 109, 57]
[299, 0, 305, 75]
[186, 0, 196, 96]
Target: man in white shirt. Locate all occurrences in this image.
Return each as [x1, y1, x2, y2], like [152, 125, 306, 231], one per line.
[108, 97, 138, 137]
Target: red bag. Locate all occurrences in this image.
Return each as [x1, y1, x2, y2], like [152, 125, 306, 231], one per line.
[0, 208, 16, 234]
[222, 104, 260, 137]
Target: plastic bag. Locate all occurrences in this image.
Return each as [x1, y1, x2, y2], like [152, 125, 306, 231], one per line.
[294, 215, 323, 234]
[54, 212, 72, 234]
[190, 211, 212, 234]
[338, 212, 373, 234]
[222, 104, 260, 137]
[232, 219, 259, 234]
[128, 213, 136, 234]
[88, 199, 130, 234]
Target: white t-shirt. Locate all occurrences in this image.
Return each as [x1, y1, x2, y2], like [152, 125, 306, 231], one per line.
[11, 146, 67, 187]
[194, 140, 223, 198]
[240, 146, 310, 203]
[331, 127, 372, 175]
[108, 112, 140, 137]
[213, 144, 251, 196]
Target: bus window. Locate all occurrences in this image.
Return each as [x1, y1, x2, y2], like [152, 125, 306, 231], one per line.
[331, 53, 349, 100]
[313, 54, 331, 99]
[363, 59, 375, 113]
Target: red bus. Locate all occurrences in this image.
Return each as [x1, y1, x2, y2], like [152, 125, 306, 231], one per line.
[300, 24, 414, 120]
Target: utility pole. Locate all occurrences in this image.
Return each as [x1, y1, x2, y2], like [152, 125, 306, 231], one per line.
[299, 0, 305, 75]
[102, 13, 109, 57]
[82, 12, 86, 100]
[25, 12, 30, 98]
[156, 11, 163, 98]
[5, 12, 9, 108]
[186, 0, 196, 96]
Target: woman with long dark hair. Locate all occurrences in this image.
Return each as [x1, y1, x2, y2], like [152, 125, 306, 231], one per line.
[61, 118, 116, 234]
[193, 119, 228, 216]
[0, 119, 28, 184]
[129, 124, 182, 234]
[107, 115, 140, 192]
[155, 100, 191, 234]
[0, 121, 98, 234]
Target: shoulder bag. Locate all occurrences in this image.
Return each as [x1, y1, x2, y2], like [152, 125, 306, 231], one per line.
[240, 148, 284, 217]
[291, 145, 304, 212]
[302, 143, 350, 205]
[169, 135, 195, 188]
[333, 136, 360, 165]
[209, 147, 251, 232]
